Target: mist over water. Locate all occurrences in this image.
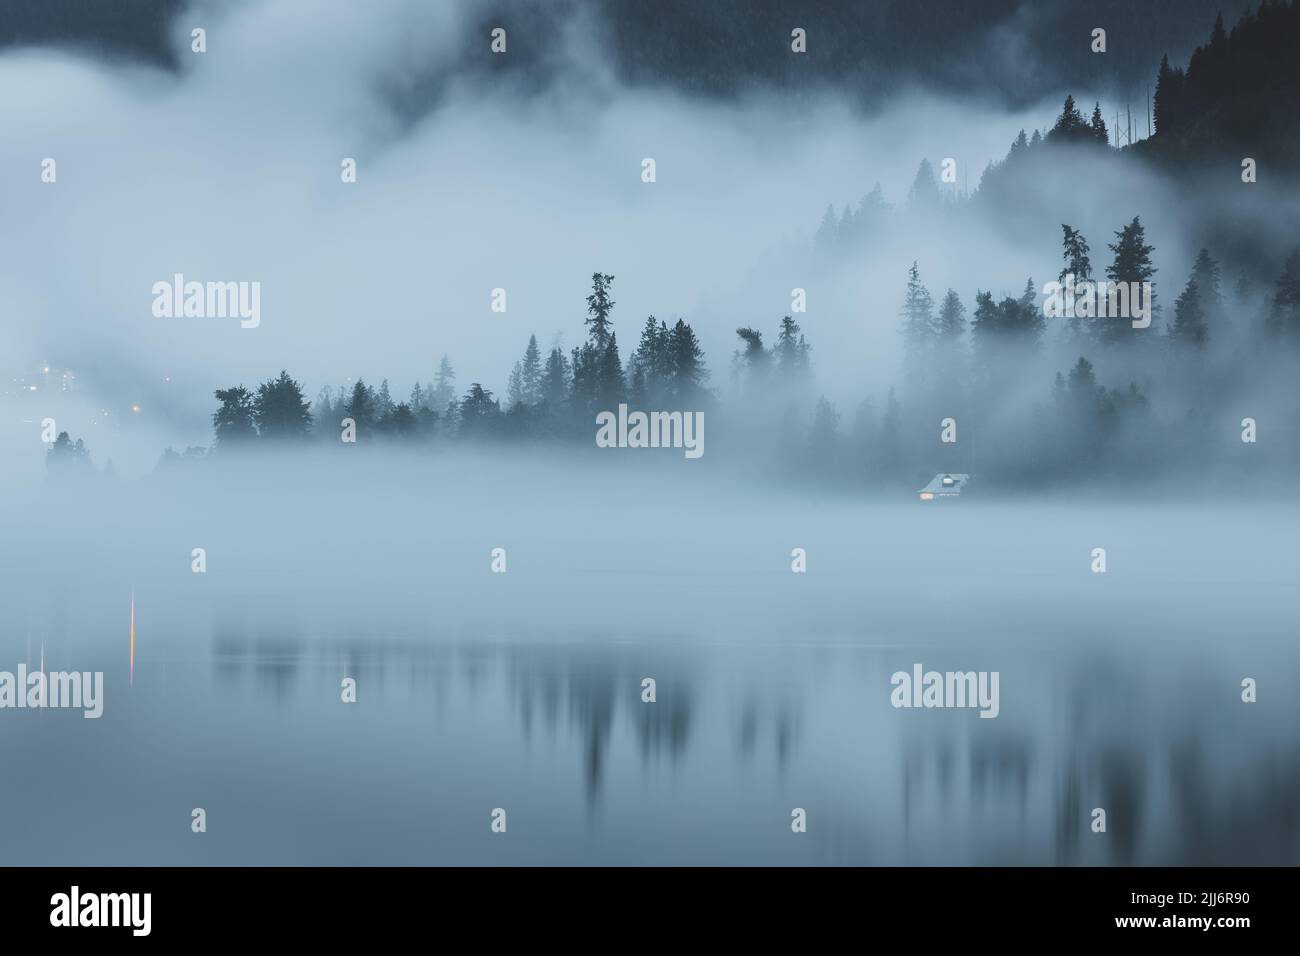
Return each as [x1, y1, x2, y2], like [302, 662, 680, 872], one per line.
[3, 1, 1300, 869]
[2, 455, 1297, 864]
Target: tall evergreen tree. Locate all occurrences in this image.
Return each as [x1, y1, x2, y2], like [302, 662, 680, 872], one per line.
[774, 315, 812, 392]
[1060, 225, 1094, 342]
[933, 289, 968, 411]
[1190, 248, 1222, 331]
[407, 382, 438, 434]
[1060, 225, 1093, 283]
[458, 383, 501, 438]
[733, 327, 769, 393]
[585, 273, 616, 346]
[907, 159, 940, 212]
[521, 334, 543, 405]
[213, 386, 256, 446]
[311, 386, 339, 440]
[666, 319, 709, 403]
[1089, 102, 1109, 144]
[431, 355, 456, 410]
[253, 370, 312, 440]
[1265, 249, 1300, 341]
[633, 317, 668, 401]
[345, 379, 377, 433]
[374, 379, 395, 421]
[1048, 94, 1089, 142]
[970, 290, 1000, 358]
[1103, 216, 1158, 345]
[899, 262, 935, 400]
[628, 358, 649, 406]
[595, 333, 626, 408]
[1170, 277, 1207, 348]
[506, 361, 526, 409]
[934, 290, 966, 341]
[541, 347, 571, 408]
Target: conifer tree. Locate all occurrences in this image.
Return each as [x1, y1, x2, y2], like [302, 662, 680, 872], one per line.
[634, 317, 668, 401]
[431, 355, 456, 410]
[1190, 248, 1222, 329]
[345, 379, 377, 433]
[541, 347, 571, 408]
[458, 383, 501, 438]
[1170, 277, 1207, 348]
[595, 333, 626, 408]
[774, 316, 812, 396]
[1049, 95, 1089, 141]
[311, 386, 338, 440]
[899, 262, 935, 399]
[1104, 216, 1158, 345]
[1089, 102, 1109, 144]
[934, 290, 966, 341]
[375, 379, 395, 421]
[213, 386, 257, 445]
[1266, 249, 1300, 341]
[521, 334, 543, 405]
[506, 361, 526, 409]
[733, 327, 769, 393]
[666, 319, 709, 404]
[1060, 225, 1095, 342]
[585, 273, 616, 347]
[253, 370, 312, 440]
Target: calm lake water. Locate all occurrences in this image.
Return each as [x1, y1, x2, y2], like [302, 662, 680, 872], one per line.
[2, 470, 1297, 865]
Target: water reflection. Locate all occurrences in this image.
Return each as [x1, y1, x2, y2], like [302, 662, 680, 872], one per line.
[193, 633, 1300, 864]
[3, 613, 1297, 864]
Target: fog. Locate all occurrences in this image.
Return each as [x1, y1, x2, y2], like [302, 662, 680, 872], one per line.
[4, 0, 1260, 478]
[1, 455, 1297, 863]
[3, 1, 1299, 866]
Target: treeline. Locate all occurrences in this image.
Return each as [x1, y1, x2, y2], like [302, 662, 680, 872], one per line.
[816, 94, 1114, 250]
[43, 225, 1300, 489]
[189, 273, 718, 453]
[819, 2, 1300, 252]
[1148, 1, 1300, 163]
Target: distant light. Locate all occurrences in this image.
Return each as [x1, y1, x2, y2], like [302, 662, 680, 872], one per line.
[28, 385, 36, 391]
[131, 404, 142, 414]
[42, 366, 50, 373]
[920, 492, 935, 501]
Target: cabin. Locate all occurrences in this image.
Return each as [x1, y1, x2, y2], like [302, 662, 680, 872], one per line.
[917, 473, 971, 501]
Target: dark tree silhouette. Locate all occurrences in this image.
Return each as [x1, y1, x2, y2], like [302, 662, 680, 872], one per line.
[584, 273, 616, 346]
[253, 370, 312, 440]
[213, 386, 256, 445]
